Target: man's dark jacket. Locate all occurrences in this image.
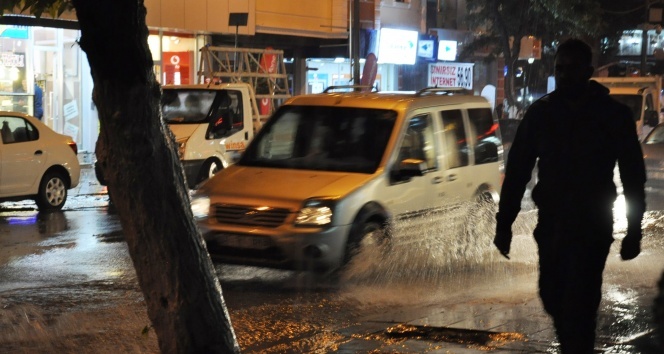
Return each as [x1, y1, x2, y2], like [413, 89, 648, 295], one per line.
[496, 80, 646, 237]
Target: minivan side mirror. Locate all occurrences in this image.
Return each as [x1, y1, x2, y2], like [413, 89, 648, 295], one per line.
[390, 158, 425, 183]
[646, 110, 660, 127]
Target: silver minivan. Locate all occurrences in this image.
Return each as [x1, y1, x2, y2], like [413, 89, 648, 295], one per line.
[192, 87, 503, 272]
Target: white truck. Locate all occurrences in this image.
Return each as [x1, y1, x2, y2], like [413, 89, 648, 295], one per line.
[593, 76, 662, 140]
[161, 82, 263, 189]
[96, 47, 290, 190]
[165, 46, 291, 189]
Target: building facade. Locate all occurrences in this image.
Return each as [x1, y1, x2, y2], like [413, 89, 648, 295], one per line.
[3, 0, 491, 160]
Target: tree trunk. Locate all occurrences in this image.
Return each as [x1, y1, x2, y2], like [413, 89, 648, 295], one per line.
[70, 1, 240, 352]
[488, 0, 519, 111]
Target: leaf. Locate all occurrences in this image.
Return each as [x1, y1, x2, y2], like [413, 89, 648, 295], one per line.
[2, 0, 70, 19]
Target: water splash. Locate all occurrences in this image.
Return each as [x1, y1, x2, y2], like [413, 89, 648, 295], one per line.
[340, 201, 538, 288]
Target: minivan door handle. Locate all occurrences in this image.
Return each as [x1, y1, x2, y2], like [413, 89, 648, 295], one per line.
[446, 174, 457, 182]
[431, 176, 443, 184]
[34, 150, 43, 156]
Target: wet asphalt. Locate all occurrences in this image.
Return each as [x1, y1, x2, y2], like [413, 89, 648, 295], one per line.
[1, 166, 663, 353]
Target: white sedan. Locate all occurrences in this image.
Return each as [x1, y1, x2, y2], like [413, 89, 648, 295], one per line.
[0, 111, 80, 210]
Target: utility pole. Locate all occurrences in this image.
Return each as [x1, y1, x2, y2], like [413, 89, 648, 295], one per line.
[642, 0, 650, 76]
[351, 0, 360, 84]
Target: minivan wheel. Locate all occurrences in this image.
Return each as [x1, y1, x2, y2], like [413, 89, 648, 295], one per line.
[35, 172, 68, 211]
[461, 192, 497, 255]
[344, 221, 391, 265]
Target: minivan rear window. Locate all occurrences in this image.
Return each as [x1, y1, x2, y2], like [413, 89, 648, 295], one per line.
[241, 106, 397, 173]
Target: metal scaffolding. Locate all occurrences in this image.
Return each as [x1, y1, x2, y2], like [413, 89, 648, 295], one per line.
[197, 46, 291, 121]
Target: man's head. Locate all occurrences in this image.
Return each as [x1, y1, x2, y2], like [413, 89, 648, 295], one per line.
[554, 39, 594, 95]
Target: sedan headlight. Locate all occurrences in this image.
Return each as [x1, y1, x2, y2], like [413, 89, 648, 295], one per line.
[190, 195, 210, 220]
[295, 199, 335, 226]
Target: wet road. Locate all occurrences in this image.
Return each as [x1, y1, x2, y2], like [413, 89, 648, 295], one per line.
[1, 168, 664, 353]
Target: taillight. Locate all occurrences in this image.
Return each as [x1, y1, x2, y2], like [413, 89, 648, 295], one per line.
[68, 141, 78, 155]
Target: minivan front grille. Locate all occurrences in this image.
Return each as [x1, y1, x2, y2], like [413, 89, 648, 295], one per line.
[212, 204, 289, 228]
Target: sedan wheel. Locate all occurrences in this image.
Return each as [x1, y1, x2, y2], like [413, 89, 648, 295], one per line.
[35, 172, 67, 211]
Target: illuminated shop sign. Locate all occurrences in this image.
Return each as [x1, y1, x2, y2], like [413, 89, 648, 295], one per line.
[377, 28, 418, 65]
[0, 25, 29, 39]
[428, 62, 474, 89]
[438, 40, 458, 61]
[417, 34, 438, 62]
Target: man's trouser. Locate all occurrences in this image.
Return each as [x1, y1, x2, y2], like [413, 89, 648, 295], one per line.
[534, 207, 613, 354]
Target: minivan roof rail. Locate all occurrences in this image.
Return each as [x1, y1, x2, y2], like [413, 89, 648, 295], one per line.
[323, 85, 377, 93]
[415, 87, 467, 96]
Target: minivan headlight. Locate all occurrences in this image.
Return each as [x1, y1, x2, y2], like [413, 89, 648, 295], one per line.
[295, 199, 334, 226]
[190, 195, 210, 220]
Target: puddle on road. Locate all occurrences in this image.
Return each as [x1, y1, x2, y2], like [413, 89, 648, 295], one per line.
[383, 323, 525, 348]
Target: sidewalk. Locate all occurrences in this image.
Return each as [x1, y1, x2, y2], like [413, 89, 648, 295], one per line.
[71, 164, 106, 196]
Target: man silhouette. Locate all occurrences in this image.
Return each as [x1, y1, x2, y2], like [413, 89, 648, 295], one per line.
[494, 38, 646, 353]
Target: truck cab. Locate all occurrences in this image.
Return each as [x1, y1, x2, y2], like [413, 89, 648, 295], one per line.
[594, 77, 662, 140]
[162, 82, 261, 188]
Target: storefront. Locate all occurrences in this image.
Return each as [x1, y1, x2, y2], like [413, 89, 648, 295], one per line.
[0, 24, 207, 162]
[148, 31, 207, 86]
[0, 25, 93, 160]
[304, 58, 398, 93]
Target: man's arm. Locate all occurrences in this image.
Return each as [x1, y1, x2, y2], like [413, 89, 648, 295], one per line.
[494, 105, 540, 257]
[617, 105, 647, 260]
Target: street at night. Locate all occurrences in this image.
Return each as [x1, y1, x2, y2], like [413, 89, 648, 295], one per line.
[1, 167, 663, 353]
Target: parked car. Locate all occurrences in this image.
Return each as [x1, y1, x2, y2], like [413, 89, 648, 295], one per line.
[191, 87, 504, 273]
[0, 111, 80, 210]
[642, 122, 664, 184]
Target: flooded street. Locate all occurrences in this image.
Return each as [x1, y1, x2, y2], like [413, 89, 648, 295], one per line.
[1, 169, 664, 352]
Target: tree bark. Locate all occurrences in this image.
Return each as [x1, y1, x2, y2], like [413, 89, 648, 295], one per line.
[70, 0, 240, 352]
[488, 0, 519, 111]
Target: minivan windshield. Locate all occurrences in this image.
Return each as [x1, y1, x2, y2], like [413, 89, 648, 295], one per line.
[161, 89, 217, 124]
[241, 106, 397, 173]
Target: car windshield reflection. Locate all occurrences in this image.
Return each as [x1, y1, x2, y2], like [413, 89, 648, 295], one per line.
[161, 89, 217, 124]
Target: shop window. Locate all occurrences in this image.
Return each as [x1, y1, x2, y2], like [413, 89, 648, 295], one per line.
[153, 33, 197, 85]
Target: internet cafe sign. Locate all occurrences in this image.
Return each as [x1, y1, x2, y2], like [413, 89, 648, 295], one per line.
[427, 62, 474, 89]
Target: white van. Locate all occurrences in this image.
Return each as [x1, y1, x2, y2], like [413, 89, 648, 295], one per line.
[192, 87, 504, 272]
[161, 82, 261, 189]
